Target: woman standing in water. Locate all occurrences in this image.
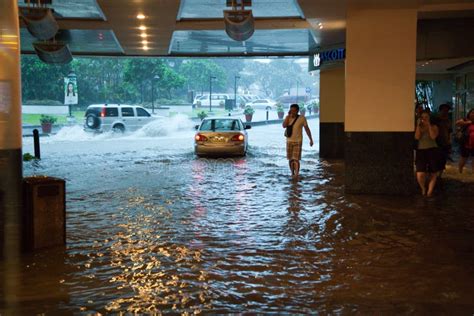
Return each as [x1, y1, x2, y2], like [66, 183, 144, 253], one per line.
[456, 109, 474, 173]
[415, 110, 442, 197]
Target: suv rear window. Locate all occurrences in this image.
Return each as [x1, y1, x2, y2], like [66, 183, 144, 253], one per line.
[85, 108, 100, 116]
[105, 108, 118, 117]
[121, 107, 135, 117]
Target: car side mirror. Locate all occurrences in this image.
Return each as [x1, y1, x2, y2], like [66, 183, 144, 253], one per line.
[245, 125, 251, 130]
[195, 125, 200, 130]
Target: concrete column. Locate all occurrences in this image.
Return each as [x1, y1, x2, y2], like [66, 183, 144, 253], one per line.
[433, 79, 454, 110]
[0, 0, 22, 310]
[345, 6, 417, 194]
[320, 66, 345, 159]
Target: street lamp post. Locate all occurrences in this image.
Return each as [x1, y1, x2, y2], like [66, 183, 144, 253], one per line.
[234, 75, 240, 110]
[296, 80, 299, 104]
[151, 75, 160, 114]
[209, 76, 216, 112]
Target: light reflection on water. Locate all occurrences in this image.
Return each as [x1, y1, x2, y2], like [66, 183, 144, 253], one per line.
[5, 127, 474, 314]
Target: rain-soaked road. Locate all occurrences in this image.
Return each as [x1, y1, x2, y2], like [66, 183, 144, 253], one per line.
[2, 115, 474, 314]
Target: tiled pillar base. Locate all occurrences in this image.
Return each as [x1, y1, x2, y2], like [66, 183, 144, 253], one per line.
[320, 122, 345, 159]
[345, 132, 414, 195]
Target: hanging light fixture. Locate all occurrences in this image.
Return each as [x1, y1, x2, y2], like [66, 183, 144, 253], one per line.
[224, 0, 254, 42]
[19, 0, 58, 41]
[33, 41, 73, 64]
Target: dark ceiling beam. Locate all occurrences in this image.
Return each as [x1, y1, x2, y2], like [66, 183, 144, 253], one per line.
[19, 18, 111, 30]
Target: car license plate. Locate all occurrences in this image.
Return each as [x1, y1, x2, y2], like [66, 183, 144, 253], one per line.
[212, 137, 225, 143]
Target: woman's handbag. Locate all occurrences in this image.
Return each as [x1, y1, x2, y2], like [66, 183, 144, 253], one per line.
[284, 115, 299, 138]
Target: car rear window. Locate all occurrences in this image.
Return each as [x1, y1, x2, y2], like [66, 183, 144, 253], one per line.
[121, 107, 134, 117]
[200, 119, 242, 131]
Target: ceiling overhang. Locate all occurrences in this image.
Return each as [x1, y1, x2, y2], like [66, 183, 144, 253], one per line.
[16, 0, 474, 61]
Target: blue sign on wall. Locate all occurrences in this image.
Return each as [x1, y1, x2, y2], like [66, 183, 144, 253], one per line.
[309, 48, 346, 71]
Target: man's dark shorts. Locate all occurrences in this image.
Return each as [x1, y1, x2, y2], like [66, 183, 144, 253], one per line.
[415, 148, 444, 172]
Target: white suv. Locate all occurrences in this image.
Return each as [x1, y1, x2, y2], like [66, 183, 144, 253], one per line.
[194, 94, 231, 108]
[84, 104, 156, 133]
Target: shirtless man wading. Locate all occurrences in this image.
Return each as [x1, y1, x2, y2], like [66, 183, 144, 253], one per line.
[283, 103, 314, 177]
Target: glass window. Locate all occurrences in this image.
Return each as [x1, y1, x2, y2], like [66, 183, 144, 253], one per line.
[178, 0, 302, 19]
[105, 108, 118, 117]
[456, 75, 466, 91]
[200, 119, 241, 131]
[467, 73, 474, 90]
[85, 108, 100, 116]
[121, 107, 134, 117]
[170, 29, 310, 55]
[136, 108, 150, 117]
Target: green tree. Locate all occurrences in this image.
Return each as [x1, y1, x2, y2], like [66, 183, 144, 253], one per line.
[241, 59, 315, 99]
[123, 58, 184, 103]
[21, 55, 71, 102]
[178, 59, 227, 95]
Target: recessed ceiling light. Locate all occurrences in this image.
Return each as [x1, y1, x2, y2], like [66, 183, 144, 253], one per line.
[137, 14, 146, 20]
[143, 45, 149, 50]
[142, 40, 148, 44]
[140, 33, 147, 38]
[139, 25, 146, 31]
[319, 25, 323, 29]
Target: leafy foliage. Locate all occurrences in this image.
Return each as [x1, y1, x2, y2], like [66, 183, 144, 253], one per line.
[178, 60, 227, 93]
[21, 56, 317, 110]
[244, 105, 255, 115]
[276, 103, 284, 113]
[197, 110, 208, 120]
[39, 114, 57, 124]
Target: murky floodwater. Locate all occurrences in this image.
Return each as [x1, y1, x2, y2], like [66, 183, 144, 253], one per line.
[2, 116, 474, 314]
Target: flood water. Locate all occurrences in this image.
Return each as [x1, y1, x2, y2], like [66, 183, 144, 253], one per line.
[2, 115, 474, 314]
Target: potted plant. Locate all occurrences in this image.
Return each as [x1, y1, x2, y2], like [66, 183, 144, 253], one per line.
[244, 105, 255, 122]
[299, 103, 306, 116]
[39, 115, 57, 133]
[312, 101, 319, 114]
[276, 103, 285, 119]
[197, 110, 208, 121]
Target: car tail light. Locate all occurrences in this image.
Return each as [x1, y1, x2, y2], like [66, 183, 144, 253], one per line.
[231, 134, 245, 141]
[195, 134, 208, 141]
[100, 107, 106, 117]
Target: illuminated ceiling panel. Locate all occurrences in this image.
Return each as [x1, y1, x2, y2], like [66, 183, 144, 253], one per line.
[20, 29, 123, 54]
[17, 0, 104, 19]
[178, 0, 303, 19]
[170, 29, 310, 55]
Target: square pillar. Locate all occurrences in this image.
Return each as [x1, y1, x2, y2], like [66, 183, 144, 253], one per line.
[345, 7, 417, 194]
[320, 66, 345, 159]
[1, 0, 23, 311]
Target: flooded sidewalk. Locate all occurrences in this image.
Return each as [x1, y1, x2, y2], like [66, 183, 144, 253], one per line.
[3, 119, 474, 314]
